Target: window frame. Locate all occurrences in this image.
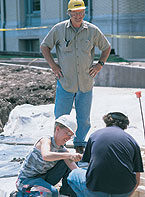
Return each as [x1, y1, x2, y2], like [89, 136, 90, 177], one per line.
[25, 0, 40, 27]
[32, 0, 40, 13]
[19, 38, 40, 52]
[26, 0, 40, 14]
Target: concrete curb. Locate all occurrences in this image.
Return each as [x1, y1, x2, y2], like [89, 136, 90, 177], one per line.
[1, 59, 145, 88]
[94, 63, 145, 88]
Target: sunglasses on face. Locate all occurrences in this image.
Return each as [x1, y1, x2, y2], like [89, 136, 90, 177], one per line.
[70, 11, 85, 17]
[63, 129, 74, 138]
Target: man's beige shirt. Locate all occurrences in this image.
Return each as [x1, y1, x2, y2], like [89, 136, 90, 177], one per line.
[41, 20, 110, 93]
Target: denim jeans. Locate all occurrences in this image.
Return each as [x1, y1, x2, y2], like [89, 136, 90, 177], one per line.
[67, 168, 133, 197]
[55, 81, 92, 147]
[17, 160, 76, 197]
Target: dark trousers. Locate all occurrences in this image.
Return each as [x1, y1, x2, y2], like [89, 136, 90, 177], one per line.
[18, 160, 77, 197]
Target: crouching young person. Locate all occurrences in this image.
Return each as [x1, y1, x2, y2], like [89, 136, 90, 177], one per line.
[67, 112, 143, 197]
[16, 115, 82, 197]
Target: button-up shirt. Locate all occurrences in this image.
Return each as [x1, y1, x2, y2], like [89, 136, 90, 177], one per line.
[41, 19, 110, 93]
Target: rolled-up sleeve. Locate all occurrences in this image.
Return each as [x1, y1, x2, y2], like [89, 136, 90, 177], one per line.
[95, 28, 110, 51]
[41, 26, 57, 49]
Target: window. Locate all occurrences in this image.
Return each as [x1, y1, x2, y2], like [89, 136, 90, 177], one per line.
[33, 0, 40, 12]
[26, 0, 40, 14]
[19, 39, 40, 52]
[25, 0, 40, 26]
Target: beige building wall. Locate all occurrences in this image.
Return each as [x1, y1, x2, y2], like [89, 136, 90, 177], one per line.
[5, 0, 19, 51]
[41, 0, 60, 25]
[0, 0, 68, 52]
[0, 0, 145, 59]
[40, 0, 69, 46]
[1, 0, 19, 51]
[92, 0, 145, 59]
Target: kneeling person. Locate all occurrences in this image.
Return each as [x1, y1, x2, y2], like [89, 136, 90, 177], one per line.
[68, 112, 143, 197]
[16, 115, 82, 196]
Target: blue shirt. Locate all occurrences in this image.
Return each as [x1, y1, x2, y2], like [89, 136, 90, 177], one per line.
[82, 126, 143, 194]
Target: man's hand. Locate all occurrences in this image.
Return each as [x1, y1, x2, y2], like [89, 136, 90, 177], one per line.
[52, 63, 63, 79]
[40, 46, 63, 79]
[69, 153, 82, 162]
[89, 63, 103, 78]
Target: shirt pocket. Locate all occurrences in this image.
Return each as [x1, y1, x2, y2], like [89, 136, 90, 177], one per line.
[81, 40, 93, 54]
[59, 40, 73, 52]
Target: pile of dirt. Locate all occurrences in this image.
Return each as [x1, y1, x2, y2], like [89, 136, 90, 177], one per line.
[0, 65, 56, 132]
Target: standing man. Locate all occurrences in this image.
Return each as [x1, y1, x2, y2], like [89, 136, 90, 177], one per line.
[67, 112, 144, 197]
[41, 0, 111, 154]
[15, 115, 82, 196]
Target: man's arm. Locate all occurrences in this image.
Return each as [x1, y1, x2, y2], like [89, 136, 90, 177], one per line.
[39, 137, 82, 162]
[98, 45, 111, 65]
[89, 45, 111, 78]
[64, 158, 80, 170]
[41, 45, 63, 79]
[129, 172, 140, 196]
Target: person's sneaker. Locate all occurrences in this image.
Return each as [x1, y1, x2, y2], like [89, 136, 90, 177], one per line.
[9, 191, 18, 197]
[75, 146, 84, 154]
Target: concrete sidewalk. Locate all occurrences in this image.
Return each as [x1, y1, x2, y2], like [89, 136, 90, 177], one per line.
[0, 177, 17, 196]
[0, 86, 145, 196]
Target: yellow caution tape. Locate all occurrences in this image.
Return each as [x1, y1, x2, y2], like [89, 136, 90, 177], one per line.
[105, 34, 145, 39]
[0, 25, 145, 39]
[0, 26, 50, 31]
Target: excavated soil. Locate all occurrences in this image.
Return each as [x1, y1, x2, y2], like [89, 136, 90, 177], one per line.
[0, 65, 56, 132]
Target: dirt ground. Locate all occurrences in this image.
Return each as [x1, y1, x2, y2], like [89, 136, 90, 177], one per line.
[0, 64, 56, 132]
[1, 58, 145, 133]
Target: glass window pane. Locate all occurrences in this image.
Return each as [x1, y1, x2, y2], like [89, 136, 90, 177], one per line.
[33, 0, 40, 12]
[25, 0, 40, 26]
[19, 39, 39, 52]
[84, 0, 88, 7]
